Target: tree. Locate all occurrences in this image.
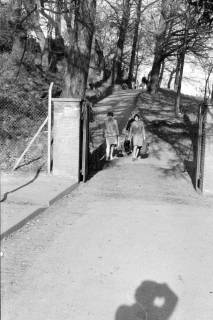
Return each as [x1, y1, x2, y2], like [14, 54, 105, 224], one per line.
[112, 0, 132, 84]
[167, 67, 176, 88]
[147, 0, 213, 97]
[199, 54, 213, 101]
[62, 0, 96, 97]
[174, 9, 190, 115]
[127, 0, 142, 87]
[147, 0, 170, 93]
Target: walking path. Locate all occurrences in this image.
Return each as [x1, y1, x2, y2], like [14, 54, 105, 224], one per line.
[0, 172, 78, 239]
[1, 89, 213, 320]
[0, 90, 140, 239]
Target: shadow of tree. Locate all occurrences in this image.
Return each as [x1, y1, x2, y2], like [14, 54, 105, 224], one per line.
[182, 113, 198, 187]
[137, 90, 200, 187]
[115, 280, 178, 320]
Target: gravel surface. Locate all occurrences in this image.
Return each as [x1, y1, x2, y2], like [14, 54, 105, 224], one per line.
[1, 90, 213, 320]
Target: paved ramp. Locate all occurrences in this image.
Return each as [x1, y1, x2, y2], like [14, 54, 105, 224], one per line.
[2, 90, 213, 320]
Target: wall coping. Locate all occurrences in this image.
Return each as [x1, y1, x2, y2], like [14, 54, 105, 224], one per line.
[52, 98, 81, 102]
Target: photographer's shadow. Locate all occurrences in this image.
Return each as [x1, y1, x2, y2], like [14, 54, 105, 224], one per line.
[115, 281, 178, 320]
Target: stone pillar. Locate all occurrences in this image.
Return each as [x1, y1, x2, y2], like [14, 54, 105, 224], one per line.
[52, 98, 81, 181]
[203, 104, 213, 195]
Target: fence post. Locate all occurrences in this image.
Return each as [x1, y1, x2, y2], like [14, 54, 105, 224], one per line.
[51, 98, 81, 181]
[81, 103, 89, 182]
[195, 104, 203, 192]
[202, 103, 213, 195]
[47, 82, 54, 174]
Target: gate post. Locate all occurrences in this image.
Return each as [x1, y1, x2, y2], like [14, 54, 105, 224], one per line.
[203, 103, 213, 195]
[52, 98, 81, 181]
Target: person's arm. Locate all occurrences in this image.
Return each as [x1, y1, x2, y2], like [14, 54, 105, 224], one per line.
[129, 122, 133, 139]
[126, 120, 130, 131]
[103, 121, 106, 138]
[115, 120, 119, 145]
[142, 122, 146, 140]
[115, 120, 119, 136]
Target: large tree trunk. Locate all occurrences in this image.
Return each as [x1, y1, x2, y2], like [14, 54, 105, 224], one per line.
[10, 0, 25, 59]
[211, 84, 213, 102]
[174, 52, 185, 114]
[175, 13, 189, 115]
[174, 53, 181, 91]
[22, 0, 49, 69]
[112, 0, 131, 85]
[135, 45, 140, 83]
[127, 0, 142, 88]
[148, 56, 163, 93]
[55, 0, 62, 38]
[158, 60, 165, 87]
[167, 68, 176, 89]
[62, 0, 96, 98]
[147, 0, 168, 93]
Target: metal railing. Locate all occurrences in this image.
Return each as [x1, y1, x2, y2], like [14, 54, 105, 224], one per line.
[195, 102, 208, 192]
[0, 86, 52, 172]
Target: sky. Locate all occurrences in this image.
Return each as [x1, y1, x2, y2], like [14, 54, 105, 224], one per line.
[138, 59, 213, 99]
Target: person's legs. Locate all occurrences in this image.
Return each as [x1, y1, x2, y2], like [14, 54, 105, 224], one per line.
[136, 147, 140, 158]
[110, 144, 114, 160]
[106, 140, 110, 160]
[132, 146, 137, 160]
[130, 137, 133, 153]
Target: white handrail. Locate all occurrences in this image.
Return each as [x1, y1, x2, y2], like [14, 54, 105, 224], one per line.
[47, 82, 54, 174]
[13, 117, 48, 171]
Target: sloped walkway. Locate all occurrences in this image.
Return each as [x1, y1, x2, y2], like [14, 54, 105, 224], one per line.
[1, 89, 213, 320]
[0, 90, 140, 239]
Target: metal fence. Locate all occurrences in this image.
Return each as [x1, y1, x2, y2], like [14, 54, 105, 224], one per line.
[195, 102, 208, 192]
[0, 93, 48, 171]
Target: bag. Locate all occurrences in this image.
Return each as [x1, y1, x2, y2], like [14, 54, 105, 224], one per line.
[139, 141, 149, 158]
[115, 149, 124, 158]
[124, 139, 131, 152]
[113, 146, 124, 157]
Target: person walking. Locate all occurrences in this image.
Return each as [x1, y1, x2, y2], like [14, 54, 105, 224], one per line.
[104, 111, 119, 161]
[129, 114, 146, 161]
[140, 76, 148, 91]
[124, 111, 137, 154]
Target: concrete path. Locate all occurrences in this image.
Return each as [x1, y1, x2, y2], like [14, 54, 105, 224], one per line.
[1, 90, 213, 320]
[0, 172, 77, 239]
[0, 90, 140, 239]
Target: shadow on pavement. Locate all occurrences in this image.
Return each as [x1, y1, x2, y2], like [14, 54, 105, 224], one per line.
[182, 114, 198, 188]
[138, 90, 200, 187]
[115, 280, 178, 320]
[0, 167, 42, 203]
[15, 156, 42, 170]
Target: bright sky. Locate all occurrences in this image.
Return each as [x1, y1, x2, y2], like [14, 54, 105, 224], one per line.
[138, 60, 213, 99]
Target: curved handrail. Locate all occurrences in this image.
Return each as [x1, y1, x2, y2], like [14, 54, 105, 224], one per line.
[47, 82, 54, 174]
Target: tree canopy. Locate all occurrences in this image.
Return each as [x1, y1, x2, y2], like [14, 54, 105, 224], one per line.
[0, 0, 213, 102]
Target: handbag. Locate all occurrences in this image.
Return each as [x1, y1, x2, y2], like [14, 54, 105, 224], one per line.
[140, 140, 149, 158]
[124, 139, 131, 153]
[113, 146, 124, 157]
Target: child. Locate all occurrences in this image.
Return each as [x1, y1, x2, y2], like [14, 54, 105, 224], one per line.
[129, 114, 146, 160]
[141, 76, 148, 91]
[104, 111, 119, 161]
[124, 112, 135, 154]
[124, 110, 140, 154]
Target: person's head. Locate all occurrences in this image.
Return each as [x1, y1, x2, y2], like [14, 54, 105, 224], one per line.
[131, 109, 139, 118]
[107, 111, 114, 117]
[134, 114, 140, 121]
